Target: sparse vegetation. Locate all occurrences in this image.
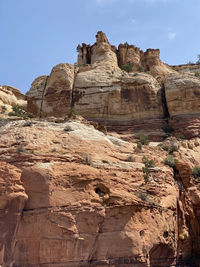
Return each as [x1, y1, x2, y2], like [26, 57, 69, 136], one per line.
[142, 156, 155, 183]
[8, 105, 33, 119]
[139, 134, 150, 145]
[179, 133, 186, 140]
[192, 165, 200, 179]
[168, 145, 179, 154]
[161, 143, 179, 154]
[163, 155, 178, 168]
[67, 108, 78, 118]
[136, 142, 142, 150]
[138, 65, 144, 72]
[195, 72, 200, 77]
[121, 63, 133, 73]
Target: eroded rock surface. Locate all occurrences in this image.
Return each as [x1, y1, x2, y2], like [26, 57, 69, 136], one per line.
[165, 73, 200, 138]
[0, 119, 200, 266]
[0, 85, 26, 115]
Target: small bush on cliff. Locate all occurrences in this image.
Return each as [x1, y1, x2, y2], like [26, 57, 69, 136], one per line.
[121, 63, 133, 73]
[163, 155, 178, 168]
[138, 65, 144, 72]
[142, 156, 155, 183]
[67, 108, 78, 118]
[195, 72, 200, 77]
[168, 145, 179, 154]
[192, 165, 200, 179]
[8, 105, 33, 119]
[139, 134, 150, 145]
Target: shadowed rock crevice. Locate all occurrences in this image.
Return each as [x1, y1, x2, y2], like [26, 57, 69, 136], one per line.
[161, 84, 170, 119]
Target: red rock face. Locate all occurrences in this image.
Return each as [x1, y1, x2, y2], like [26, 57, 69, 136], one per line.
[0, 162, 28, 266]
[0, 120, 200, 266]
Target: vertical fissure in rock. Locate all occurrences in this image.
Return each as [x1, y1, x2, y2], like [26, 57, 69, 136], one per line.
[161, 84, 170, 119]
[40, 75, 49, 118]
[88, 216, 105, 265]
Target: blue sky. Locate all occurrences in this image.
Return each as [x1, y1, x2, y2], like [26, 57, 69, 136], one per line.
[1, 0, 200, 94]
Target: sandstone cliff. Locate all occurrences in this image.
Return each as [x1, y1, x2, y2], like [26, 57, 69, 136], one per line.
[0, 119, 200, 266]
[0, 85, 26, 116]
[26, 31, 200, 140]
[2, 31, 200, 266]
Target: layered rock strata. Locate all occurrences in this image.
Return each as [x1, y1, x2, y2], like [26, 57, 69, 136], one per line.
[26, 31, 200, 140]
[165, 73, 200, 138]
[0, 120, 200, 265]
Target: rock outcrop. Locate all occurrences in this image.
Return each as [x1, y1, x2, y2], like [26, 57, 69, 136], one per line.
[27, 64, 74, 117]
[0, 119, 200, 266]
[0, 85, 26, 115]
[165, 73, 200, 138]
[27, 31, 174, 140]
[2, 31, 200, 267]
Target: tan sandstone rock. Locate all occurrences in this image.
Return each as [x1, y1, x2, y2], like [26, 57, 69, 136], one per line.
[165, 73, 200, 138]
[0, 85, 26, 115]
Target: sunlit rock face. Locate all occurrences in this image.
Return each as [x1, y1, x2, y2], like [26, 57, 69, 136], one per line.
[1, 119, 200, 265]
[165, 73, 200, 138]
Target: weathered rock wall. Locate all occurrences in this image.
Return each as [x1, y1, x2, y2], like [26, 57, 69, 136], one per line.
[26, 31, 200, 140]
[1, 120, 200, 266]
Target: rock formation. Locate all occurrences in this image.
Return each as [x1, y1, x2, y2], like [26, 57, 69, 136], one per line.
[0, 119, 200, 266]
[0, 85, 26, 115]
[2, 32, 200, 266]
[26, 31, 200, 140]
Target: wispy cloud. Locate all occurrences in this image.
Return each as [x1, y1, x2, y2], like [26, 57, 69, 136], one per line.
[168, 32, 176, 40]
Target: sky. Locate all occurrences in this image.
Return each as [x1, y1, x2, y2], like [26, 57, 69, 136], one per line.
[1, 0, 200, 94]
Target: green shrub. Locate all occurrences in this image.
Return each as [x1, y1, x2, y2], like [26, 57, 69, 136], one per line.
[192, 165, 200, 179]
[121, 63, 133, 73]
[8, 105, 33, 119]
[195, 72, 200, 77]
[161, 144, 169, 151]
[139, 134, 149, 145]
[142, 156, 155, 183]
[163, 155, 178, 168]
[142, 156, 155, 168]
[138, 65, 144, 72]
[169, 145, 179, 154]
[68, 108, 78, 118]
[136, 141, 142, 150]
